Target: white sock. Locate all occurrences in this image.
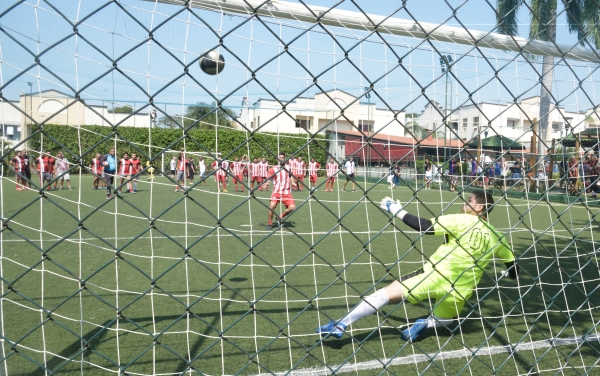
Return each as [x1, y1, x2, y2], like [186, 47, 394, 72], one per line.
[425, 315, 455, 329]
[339, 289, 389, 327]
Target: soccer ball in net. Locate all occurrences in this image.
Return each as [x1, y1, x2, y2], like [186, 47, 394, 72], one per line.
[199, 50, 225, 75]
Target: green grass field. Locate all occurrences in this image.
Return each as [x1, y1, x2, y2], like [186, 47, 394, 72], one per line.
[1, 174, 599, 375]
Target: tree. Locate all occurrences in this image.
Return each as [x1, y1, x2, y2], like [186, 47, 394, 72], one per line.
[496, 0, 600, 164]
[157, 102, 238, 129]
[108, 105, 133, 114]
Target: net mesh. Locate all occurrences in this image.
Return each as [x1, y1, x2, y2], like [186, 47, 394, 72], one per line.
[1, 0, 599, 375]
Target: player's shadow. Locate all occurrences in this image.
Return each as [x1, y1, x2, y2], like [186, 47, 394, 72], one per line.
[318, 327, 407, 350]
[281, 221, 296, 228]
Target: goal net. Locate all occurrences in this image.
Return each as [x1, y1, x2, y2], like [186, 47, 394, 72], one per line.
[1, 0, 599, 375]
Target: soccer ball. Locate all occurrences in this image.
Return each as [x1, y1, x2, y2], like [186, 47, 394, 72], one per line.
[199, 50, 225, 75]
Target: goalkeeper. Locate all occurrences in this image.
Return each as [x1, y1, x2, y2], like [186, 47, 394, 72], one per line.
[316, 189, 518, 341]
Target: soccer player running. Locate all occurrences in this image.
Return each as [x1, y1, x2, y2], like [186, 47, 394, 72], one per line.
[266, 153, 296, 230]
[316, 190, 518, 341]
[325, 158, 338, 192]
[342, 156, 356, 192]
[308, 157, 321, 191]
[130, 153, 141, 193]
[100, 149, 117, 199]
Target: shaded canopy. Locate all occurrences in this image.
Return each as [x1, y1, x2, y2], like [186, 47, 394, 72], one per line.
[464, 135, 524, 151]
[558, 128, 600, 149]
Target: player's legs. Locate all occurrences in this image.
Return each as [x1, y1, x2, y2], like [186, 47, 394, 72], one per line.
[267, 200, 279, 226]
[221, 176, 227, 192]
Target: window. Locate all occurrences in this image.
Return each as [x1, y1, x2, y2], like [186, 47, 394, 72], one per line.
[507, 119, 518, 128]
[295, 116, 313, 130]
[462, 118, 468, 132]
[473, 117, 480, 130]
[552, 122, 561, 132]
[358, 119, 374, 132]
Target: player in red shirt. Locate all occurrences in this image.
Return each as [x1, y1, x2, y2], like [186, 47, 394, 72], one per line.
[35, 153, 54, 191]
[118, 153, 133, 193]
[11, 150, 24, 191]
[214, 157, 229, 192]
[130, 153, 141, 193]
[175, 152, 188, 192]
[90, 153, 105, 190]
[266, 153, 297, 230]
[249, 158, 262, 191]
[326, 157, 339, 192]
[260, 157, 270, 191]
[308, 157, 321, 191]
[295, 156, 306, 191]
[232, 157, 244, 192]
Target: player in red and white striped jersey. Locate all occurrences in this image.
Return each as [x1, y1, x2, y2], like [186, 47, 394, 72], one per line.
[266, 153, 296, 229]
[288, 156, 298, 190]
[326, 158, 339, 192]
[308, 157, 321, 191]
[232, 157, 244, 192]
[294, 157, 306, 191]
[90, 153, 105, 190]
[213, 157, 229, 192]
[259, 158, 270, 191]
[118, 153, 133, 193]
[249, 158, 262, 190]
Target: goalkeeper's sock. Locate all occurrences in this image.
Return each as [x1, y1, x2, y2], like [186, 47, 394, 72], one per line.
[339, 289, 389, 327]
[133, 182, 137, 190]
[425, 316, 455, 329]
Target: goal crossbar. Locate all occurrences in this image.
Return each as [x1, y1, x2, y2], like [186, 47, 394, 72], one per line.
[149, 0, 600, 63]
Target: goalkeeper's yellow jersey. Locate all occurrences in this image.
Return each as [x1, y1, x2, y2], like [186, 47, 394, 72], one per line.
[423, 214, 514, 299]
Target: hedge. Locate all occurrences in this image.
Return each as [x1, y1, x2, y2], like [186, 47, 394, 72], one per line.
[29, 125, 329, 168]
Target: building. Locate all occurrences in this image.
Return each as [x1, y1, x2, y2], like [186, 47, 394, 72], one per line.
[238, 89, 406, 136]
[1, 90, 154, 148]
[416, 96, 587, 148]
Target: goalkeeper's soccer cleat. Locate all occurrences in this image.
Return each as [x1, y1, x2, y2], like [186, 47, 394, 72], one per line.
[400, 319, 428, 342]
[316, 321, 346, 339]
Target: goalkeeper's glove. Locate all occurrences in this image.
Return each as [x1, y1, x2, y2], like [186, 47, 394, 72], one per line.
[379, 197, 407, 219]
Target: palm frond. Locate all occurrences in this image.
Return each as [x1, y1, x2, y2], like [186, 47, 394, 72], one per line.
[581, 0, 600, 48]
[496, 0, 522, 35]
[529, 0, 558, 41]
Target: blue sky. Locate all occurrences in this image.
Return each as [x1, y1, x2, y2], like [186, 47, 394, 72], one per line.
[1, 0, 599, 119]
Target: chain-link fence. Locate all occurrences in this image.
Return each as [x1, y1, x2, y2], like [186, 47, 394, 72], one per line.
[1, 0, 599, 375]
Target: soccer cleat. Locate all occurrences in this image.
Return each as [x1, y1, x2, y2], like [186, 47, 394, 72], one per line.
[106, 194, 112, 199]
[133, 189, 137, 193]
[266, 224, 273, 230]
[223, 190, 228, 193]
[316, 321, 346, 339]
[400, 319, 428, 342]
[276, 218, 283, 228]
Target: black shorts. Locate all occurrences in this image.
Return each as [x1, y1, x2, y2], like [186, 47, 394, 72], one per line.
[346, 173, 355, 181]
[171, 169, 176, 176]
[24, 169, 31, 180]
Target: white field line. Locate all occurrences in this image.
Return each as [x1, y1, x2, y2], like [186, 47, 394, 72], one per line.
[263, 335, 600, 376]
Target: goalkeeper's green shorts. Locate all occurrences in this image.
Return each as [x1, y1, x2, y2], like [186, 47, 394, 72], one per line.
[399, 269, 465, 318]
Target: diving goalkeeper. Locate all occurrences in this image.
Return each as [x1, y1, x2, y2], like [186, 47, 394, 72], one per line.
[316, 189, 518, 341]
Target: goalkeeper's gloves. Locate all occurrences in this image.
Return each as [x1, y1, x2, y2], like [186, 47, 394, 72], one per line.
[379, 197, 407, 219]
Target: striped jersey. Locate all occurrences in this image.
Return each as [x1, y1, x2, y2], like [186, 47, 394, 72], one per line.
[177, 157, 187, 171]
[309, 161, 320, 176]
[295, 160, 305, 176]
[260, 161, 269, 177]
[12, 156, 24, 172]
[270, 164, 292, 194]
[91, 158, 103, 173]
[232, 161, 243, 176]
[216, 160, 229, 177]
[326, 162, 338, 177]
[250, 162, 261, 177]
[119, 158, 132, 175]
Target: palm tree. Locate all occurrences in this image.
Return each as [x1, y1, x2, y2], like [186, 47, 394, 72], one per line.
[496, 0, 600, 164]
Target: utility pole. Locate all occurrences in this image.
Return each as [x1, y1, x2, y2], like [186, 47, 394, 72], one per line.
[440, 55, 453, 166]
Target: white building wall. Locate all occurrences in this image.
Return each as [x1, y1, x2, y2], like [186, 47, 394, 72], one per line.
[238, 90, 406, 137]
